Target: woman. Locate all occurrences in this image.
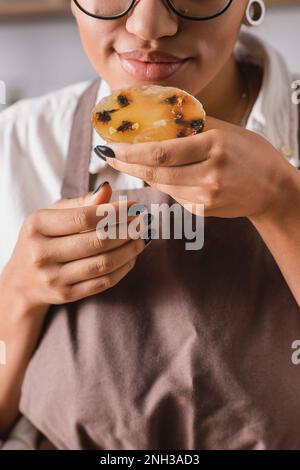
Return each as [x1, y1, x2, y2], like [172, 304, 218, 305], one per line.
[1, 0, 300, 450]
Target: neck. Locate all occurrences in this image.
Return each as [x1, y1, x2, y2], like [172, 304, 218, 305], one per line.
[196, 55, 247, 125]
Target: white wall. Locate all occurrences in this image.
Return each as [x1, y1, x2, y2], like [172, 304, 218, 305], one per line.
[0, 5, 299, 106]
[0, 17, 96, 105]
[255, 6, 300, 73]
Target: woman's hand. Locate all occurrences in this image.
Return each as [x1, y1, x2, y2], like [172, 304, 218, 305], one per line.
[102, 117, 295, 219]
[1, 182, 149, 313]
[101, 120, 300, 309]
[0, 181, 150, 437]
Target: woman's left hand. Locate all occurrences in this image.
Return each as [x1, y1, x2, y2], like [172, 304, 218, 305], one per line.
[102, 117, 294, 219]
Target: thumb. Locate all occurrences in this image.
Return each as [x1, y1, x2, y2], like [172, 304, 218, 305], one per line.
[51, 181, 112, 209]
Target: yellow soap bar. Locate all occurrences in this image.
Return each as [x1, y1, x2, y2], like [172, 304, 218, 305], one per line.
[91, 85, 206, 143]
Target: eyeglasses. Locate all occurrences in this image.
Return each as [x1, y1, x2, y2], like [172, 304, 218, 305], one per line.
[73, 0, 233, 21]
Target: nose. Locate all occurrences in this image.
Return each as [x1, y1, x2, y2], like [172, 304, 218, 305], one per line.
[126, 0, 178, 40]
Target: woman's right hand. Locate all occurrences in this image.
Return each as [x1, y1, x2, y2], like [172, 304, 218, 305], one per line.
[1, 181, 150, 313]
[1, 181, 151, 437]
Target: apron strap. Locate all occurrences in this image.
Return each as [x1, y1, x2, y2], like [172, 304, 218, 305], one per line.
[61, 78, 101, 199]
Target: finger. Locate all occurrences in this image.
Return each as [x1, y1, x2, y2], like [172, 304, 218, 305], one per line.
[159, 191, 205, 216]
[34, 199, 138, 237]
[148, 183, 207, 216]
[68, 257, 137, 301]
[170, 196, 205, 216]
[148, 182, 211, 212]
[60, 237, 146, 284]
[107, 131, 212, 167]
[105, 158, 211, 186]
[49, 217, 149, 263]
[203, 116, 234, 132]
[50, 181, 112, 209]
[148, 182, 201, 201]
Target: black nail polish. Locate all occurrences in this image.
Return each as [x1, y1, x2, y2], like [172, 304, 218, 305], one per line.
[94, 145, 115, 160]
[144, 213, 154, 225]
[144, 228, 152, 245]
[93, 181, 109, 194]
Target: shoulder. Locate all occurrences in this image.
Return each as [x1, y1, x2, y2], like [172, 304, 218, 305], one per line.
[237, 31, 300, 168]
[0, 79, 93, 199]
[0, 80, 93, 162]
[0, 79, 93, 176]
[0, 79, 92, 132]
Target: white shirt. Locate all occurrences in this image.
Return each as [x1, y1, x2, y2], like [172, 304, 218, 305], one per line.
[0, 30, 299, 274]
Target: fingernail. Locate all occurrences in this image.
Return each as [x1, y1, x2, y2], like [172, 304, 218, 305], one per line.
[143, 228, 152, 245]
[94, 145, 115, 161]
[93, 180, 110, 194]
[144, 213, 154, 226]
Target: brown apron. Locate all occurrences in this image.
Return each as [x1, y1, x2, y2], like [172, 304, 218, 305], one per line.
[19, 79, 300, 450]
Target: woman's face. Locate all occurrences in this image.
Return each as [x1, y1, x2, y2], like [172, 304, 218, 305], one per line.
[72, 0, 248, 97]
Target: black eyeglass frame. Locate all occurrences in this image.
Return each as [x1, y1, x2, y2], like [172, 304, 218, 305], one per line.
[73, 0, 233, 21]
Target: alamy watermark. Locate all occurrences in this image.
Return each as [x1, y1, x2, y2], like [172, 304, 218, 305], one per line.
[0, 80, 6, 105]
[96, 196, 205, 251]
[291, 340, 300, 365]
[0, 340, 6, 365]
[291, 80, 300, 105]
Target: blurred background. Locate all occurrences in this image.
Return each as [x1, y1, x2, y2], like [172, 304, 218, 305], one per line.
[0, 0, 299, 108]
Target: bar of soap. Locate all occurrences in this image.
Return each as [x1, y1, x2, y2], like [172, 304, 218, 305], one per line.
[91, 85, 206, 143]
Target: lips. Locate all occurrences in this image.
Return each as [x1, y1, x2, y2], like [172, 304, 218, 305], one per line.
[118, 50, 186, 63]
[117, 49, 189, 81]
